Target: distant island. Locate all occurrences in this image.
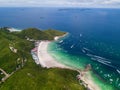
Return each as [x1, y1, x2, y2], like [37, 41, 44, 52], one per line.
[58, 8, 91, 12]
[0, 27, 87, 90]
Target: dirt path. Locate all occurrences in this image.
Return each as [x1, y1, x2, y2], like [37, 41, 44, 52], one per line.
[0, 68, 9, 77]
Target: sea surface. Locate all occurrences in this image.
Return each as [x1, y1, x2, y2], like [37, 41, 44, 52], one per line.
[0, 7, 120, 90]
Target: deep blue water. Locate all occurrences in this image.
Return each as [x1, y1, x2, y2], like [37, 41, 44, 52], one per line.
[0, 7, 120, 90]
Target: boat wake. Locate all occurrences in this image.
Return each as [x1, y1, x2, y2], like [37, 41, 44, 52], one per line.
[117, 69, 120, 74]
[81, 47, 120, 75]
[70, 44, 75, 48]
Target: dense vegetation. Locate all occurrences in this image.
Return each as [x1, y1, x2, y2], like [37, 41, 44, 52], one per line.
[17, 28, 66, 40]
[0, 27, 86, 90]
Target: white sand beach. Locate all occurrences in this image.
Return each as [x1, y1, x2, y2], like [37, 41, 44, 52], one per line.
[7, 28, 21, 32]
[37, 41, 70, 68]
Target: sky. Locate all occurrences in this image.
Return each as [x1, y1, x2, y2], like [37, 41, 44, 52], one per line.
[0, 0, 120, 8]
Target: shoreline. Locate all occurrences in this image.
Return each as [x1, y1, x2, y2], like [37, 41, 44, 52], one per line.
[54, 32, 69, 41]
[32, 33, 101, 90]
[37, 41, 70, 69]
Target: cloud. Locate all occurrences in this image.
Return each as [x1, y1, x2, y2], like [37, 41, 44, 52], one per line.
[0, 0, 120, 7]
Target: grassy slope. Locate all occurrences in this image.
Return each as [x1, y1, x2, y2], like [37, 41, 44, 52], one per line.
[44, 29, 66, 36]
[0, 29, 33, 74]
[0, 28, 86, 90]
[0, 62, 86, 90]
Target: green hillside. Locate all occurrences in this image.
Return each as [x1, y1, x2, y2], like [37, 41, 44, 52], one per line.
[0, 27, 86, 90]
[17, 28, 66, 40]
[44, 29, 66, 37]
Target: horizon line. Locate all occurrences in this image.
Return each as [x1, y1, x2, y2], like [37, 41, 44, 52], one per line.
[0, 6, 120, 9]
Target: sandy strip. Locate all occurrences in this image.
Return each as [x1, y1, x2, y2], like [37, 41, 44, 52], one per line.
[37, 41, 70, 69]
[81, 72, 100, 90]
[8, 28, 21, 32]
[54, 33, 68, 41]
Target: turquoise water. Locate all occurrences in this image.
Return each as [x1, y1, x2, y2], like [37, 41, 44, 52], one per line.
[0, 7, 120, 90]
[48, 35, 119, 90]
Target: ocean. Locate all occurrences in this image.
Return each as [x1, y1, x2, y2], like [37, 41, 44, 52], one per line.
[0, 7, 120, 90]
